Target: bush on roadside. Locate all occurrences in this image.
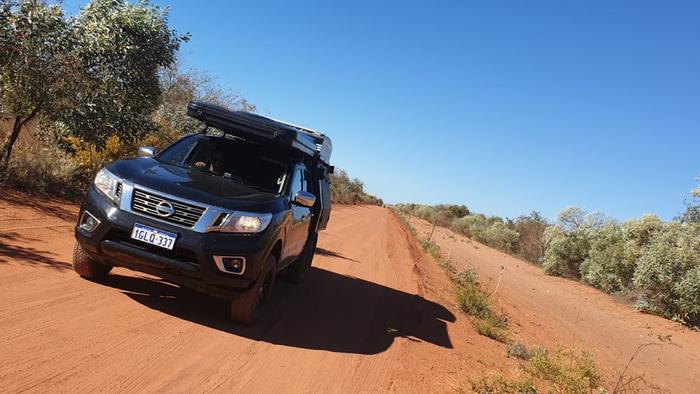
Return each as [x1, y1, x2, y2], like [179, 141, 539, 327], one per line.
[454, 267, 511, 343]
[633, 222, 700, 326]
[579, 215, 663, 293]
[541, 226, 591, 278]
[472, 346, 603, 394]
[525, 347, 603, 393]
[471, 373, 535, 394]
[541, 207, 610, 278]
[3, 138, 83, 198]
[509, 211, 548, 262]
[579, 223, 631, 292]
[330, 168, 382, 205]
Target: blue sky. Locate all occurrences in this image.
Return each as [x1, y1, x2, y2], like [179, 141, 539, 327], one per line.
[68, 1, 700, 221]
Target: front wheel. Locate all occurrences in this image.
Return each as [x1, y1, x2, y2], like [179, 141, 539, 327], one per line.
[72, 242, 112, 280]
[285, 234, 317, 284]
[230, 254, 277, 325]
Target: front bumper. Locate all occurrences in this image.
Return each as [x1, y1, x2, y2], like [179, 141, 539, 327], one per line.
[75, 187, 273, 299]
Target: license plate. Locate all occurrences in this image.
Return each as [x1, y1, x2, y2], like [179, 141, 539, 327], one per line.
[130, 223, 177, 250]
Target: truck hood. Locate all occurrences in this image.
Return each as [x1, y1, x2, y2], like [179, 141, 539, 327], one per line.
[108, 158, 285, 212]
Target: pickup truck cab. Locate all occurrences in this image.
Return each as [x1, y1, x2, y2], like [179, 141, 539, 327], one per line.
[73, 102, 333, 324]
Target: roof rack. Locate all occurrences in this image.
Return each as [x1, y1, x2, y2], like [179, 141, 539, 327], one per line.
[186, 101, 332, 165]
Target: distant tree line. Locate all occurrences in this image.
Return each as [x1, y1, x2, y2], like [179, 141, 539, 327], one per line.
[396, 184, 700, 327]
[330, 169, 383, 206]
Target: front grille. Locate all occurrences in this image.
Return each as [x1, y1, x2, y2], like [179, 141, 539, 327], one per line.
[131, 189, 206, 227]
[115, 182, 123, 199]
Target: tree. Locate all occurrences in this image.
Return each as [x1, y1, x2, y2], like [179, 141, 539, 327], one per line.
[153, 64, 257, 139]
[50, 0, 189, 147]
[680, 177, 700, 224]
[0, 0, 76, 170]
[0, 0, 188, 172]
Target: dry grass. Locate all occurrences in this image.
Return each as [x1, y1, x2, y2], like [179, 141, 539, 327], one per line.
[472, 347, 604, 394]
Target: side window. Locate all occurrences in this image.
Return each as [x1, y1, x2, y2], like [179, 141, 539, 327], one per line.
[289, 167, 303, 197]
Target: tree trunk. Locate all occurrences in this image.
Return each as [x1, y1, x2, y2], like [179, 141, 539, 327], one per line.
[0, 107, 39, 179]
[0, 116, 22, 172]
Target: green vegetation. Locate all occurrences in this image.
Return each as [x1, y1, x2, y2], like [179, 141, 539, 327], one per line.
[454, 268, 510, 343]
[397, 180, 700, 328]
[470, 373, 535, 394]
[472, 347, 604, 394]
[507, 342, 533, 360]
[330, 169, 382, 205]
[395, 204, 546, 259]
[543, 206, 700, 326]
[0, 0, 187, 172]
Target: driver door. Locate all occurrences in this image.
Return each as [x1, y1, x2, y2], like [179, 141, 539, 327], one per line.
[286, 166, 312, 259]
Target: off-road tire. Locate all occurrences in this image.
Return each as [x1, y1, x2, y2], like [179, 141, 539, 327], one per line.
[230, 255, 277, 325]
[285, 234, 317, 284]
[72, 242, 112, 280]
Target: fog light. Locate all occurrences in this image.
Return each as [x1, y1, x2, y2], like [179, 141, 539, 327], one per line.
[213, 256, 246, 275]
[79, 210, 101, 233]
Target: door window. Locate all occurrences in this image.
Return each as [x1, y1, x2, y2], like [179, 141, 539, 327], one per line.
[289, 167, 303, 197]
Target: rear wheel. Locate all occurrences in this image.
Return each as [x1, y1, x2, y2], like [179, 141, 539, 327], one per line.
[230, 255, 277, 325]
[72, 242, 112, 280]
[285, 234, 317, 284]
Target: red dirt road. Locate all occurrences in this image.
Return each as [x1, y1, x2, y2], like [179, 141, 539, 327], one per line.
[0, 193, 506, 393]
[1, 191, 699, 392]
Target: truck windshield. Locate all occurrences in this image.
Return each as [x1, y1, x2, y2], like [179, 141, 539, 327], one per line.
[156, 135, 289, 195]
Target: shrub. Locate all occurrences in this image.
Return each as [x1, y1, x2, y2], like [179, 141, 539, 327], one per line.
[471, 374, 535, 394]
[456, 280, 492, 319]
[541, 226, 591, 278]
[472, 346, 603, 394]
[580, 223, 631, 292]
[526, 347, 603, 393]
[420, 239, 442, 260]
[507, 342, 533, 360]
[330, 168, 382, 205]
[541, 207, 610, 278]
[3, 137, 83, 198]
[510, 211, 548, 263]
[623, 214, 664, 250]
[633, 222, 700, 326]
[580, 215, 663, 293]
[473, 316, 510, 343]
[454, 268, 511, 343]
[481, 222, 520, 253]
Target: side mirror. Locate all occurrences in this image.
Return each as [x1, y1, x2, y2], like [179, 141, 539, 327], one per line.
[293, 191, 316, 208]
[137, 146, 156, 158]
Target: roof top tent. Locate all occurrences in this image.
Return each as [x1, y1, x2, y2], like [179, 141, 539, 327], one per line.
[186, 101, 332, 166]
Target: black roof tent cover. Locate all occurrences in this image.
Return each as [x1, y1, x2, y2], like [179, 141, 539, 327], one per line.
[187, 101, 332, 165]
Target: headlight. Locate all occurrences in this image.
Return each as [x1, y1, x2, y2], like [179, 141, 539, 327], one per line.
[219, 212, 272, 233]
[94, 168, 120, 202]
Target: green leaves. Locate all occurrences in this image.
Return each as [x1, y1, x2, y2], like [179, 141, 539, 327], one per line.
[1, 0, 188, 161]
[0, 0, 73, 117]
[54, 0, 188, 146]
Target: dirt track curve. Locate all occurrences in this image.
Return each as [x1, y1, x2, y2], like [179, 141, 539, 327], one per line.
[1, 192, 699, 392]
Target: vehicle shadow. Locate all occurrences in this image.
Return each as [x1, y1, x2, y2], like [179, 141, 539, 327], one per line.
[315, 247, 360, 263]
[104, 267, 455, 355]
